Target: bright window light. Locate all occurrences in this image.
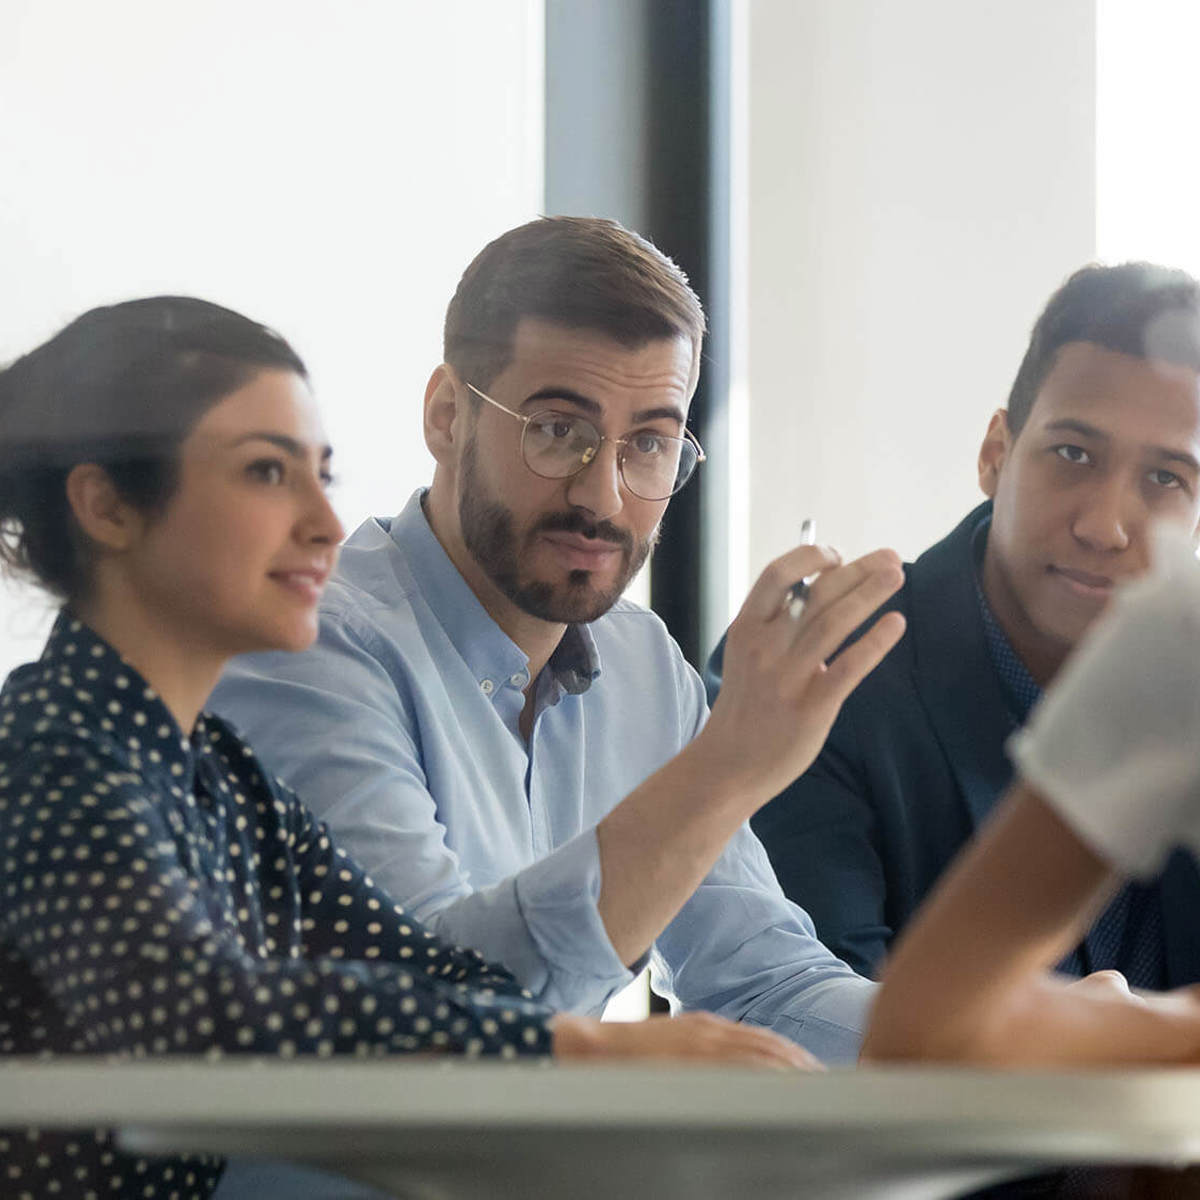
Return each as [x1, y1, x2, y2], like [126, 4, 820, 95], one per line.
[1097, 0, 1200, 272]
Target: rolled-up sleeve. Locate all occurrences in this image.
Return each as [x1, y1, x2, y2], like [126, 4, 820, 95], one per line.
[653, 822, 877, 1065]
[429, 827, 636, 1012]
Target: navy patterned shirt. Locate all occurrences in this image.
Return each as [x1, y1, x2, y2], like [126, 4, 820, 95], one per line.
[0, 614, 552, 1199]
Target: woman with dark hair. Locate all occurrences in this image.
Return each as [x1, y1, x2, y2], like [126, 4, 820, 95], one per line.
[0, 297, 811, 1199]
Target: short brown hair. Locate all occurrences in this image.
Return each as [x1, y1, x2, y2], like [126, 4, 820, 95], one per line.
[443, 216, 706, 392]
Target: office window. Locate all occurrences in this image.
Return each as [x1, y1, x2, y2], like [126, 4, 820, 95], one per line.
[1097, 0, 1200, 270]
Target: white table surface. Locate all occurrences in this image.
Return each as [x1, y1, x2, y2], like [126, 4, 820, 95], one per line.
[5, 1059, 1200, 1199]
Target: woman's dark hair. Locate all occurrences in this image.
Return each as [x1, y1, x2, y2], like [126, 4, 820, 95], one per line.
[0, 296, 307, 601]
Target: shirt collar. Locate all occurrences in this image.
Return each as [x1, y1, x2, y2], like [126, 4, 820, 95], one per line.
[39, 611, 204, 787]
[387, 489, 602, 696]
[970, 515, 1042, 723]
[549, 622, 601, 695]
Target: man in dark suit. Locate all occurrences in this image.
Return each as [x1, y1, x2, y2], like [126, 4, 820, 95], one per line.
[706, 261, 1200, 989]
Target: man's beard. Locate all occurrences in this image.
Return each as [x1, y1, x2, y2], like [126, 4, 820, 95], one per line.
[458, 437, 657, 624]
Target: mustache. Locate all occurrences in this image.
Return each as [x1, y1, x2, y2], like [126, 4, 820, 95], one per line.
[533, 511, 634, 552]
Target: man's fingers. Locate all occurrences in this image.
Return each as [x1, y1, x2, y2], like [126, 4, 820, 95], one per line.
[740, 544, 843, 624]
[800, 547, 904, 622]
[819, 611, 907, 705]
[789, 560, 905, 672]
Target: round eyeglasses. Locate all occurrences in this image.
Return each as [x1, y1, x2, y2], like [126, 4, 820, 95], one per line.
[466, 382, 705, 501]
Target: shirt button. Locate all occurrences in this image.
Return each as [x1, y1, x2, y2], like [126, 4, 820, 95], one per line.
[509, 672, 529, 688]
[479, 679, 495, 695]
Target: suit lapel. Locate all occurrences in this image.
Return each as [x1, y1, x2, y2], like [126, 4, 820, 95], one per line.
[908, 503, 1017, 831]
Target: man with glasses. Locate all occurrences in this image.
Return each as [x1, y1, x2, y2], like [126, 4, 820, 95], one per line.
[213, 217, 904, 1064]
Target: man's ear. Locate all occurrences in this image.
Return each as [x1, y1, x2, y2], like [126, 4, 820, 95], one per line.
[64, 464, 143, 553]
[423, 364, 469, 466]
[978, 409, 1013, 500]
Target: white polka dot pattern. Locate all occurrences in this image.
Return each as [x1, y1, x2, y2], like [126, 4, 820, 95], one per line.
[0, 615, 552, 1197]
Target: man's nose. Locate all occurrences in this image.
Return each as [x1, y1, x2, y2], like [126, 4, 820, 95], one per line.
[565, 438, 624, 522]
[1072, 476, 1134, 553]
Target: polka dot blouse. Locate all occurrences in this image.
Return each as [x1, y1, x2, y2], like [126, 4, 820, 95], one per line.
[0, 615, 553, 1198]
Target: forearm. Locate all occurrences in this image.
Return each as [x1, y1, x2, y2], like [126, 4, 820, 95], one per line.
[594, 545, 905, 966]
[863, 785, 1200, 1063]
[596, 735, 763, 965]
[963, 976, 1200, 1066]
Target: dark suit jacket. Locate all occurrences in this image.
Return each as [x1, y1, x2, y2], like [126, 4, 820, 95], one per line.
[705, 500, 1200, 983]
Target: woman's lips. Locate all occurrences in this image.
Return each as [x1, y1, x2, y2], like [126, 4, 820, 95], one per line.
[269, 568, 329, 603]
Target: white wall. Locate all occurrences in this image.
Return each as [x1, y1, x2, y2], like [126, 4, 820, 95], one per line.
[0, 0, 544, 677]
[742, 0, 1097, 581]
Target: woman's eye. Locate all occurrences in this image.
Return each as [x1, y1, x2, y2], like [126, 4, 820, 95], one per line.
[1053, 444, 1090, 465]
[248, 459, 286, 485]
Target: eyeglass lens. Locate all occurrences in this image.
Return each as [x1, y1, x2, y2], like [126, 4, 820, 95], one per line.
[522, 412, 697, 499]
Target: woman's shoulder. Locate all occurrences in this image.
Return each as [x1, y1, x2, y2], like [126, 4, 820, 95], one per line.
[0, 654, 92, 749]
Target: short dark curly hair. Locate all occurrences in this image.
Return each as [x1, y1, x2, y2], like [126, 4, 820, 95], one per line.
[1007, 262, 1200, 436]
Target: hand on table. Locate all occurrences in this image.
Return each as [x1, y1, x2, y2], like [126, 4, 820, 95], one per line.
[548, 1012, 824, 1070]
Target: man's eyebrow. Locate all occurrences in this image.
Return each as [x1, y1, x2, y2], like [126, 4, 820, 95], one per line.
[228, 432, 333, 460]
[1042, 418, 1199, 471]
[522, 387, 685, 426]
[522, 387, 602, 416]
[1154, 446, 1200, 472]
[631, 404, 687, 426]
[1043, 418, 1108, 441]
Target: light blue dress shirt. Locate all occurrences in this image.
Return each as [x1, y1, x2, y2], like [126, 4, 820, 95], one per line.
[213, 490, 875, 1064]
